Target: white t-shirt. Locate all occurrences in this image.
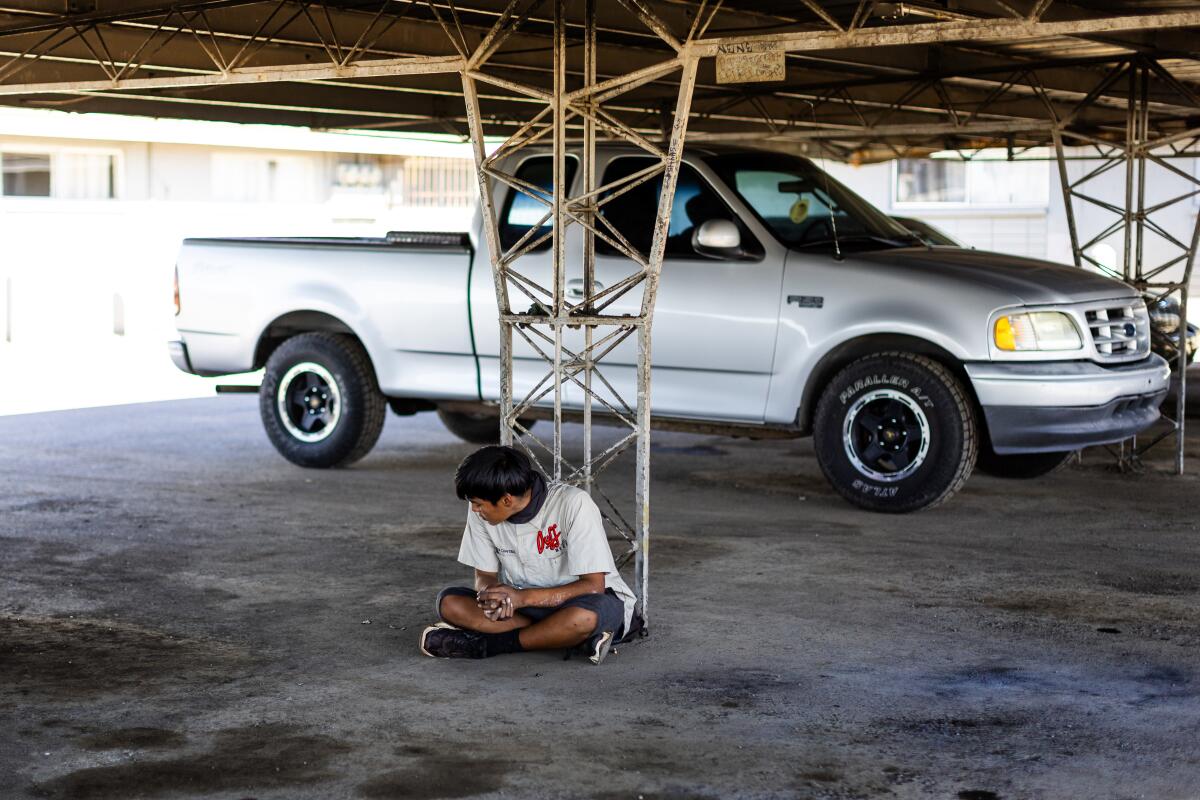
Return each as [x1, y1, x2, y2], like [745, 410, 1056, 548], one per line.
[457, 482, 636, 633]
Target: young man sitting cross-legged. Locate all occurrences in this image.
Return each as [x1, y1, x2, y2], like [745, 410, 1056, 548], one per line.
[420, 445, 636, 664]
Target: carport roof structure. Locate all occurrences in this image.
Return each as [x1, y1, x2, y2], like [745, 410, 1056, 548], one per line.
[0, 1, 1197, 159]
[4, 1, 1197, 620]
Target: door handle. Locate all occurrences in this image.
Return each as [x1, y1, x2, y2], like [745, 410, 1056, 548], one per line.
[566, 279, 604, 300]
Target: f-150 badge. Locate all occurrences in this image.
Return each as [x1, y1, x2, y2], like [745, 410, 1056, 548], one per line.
[787, 295, 824, 309]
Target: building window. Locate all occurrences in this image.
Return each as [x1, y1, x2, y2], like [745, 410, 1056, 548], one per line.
[58, 152, 115, 199]
[895, 159, 965, 204]
[2, 153, 51, 196]
[1, 150, 117, 199]
[894, 156, 1048, 206]
[399, 156, 476, 208]
[333, 155, 385, 193]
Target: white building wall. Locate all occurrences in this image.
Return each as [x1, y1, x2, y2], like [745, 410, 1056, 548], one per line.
[0, 112, 477, 415]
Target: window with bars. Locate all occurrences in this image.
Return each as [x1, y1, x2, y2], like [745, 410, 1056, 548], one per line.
[398, 156, 477, 208]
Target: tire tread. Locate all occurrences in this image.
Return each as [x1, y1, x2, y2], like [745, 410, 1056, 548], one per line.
[260, 332, 386, 468]
[813, 351, 976, 513]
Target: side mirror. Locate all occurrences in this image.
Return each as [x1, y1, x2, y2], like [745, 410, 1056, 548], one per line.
[692, 219, 742, 259]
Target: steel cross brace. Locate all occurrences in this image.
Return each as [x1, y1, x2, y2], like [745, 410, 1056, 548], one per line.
[1049, 58, 1198, 475]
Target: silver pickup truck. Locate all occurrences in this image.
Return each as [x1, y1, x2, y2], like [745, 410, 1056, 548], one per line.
[169, 145, 1170, 512]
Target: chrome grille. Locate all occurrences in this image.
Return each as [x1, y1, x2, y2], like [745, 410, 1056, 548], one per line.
[1084, 301, 1150, 362]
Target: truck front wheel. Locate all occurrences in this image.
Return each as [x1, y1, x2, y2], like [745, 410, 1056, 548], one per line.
[260, 333, 386, 468]
[813, 352, 977, 513]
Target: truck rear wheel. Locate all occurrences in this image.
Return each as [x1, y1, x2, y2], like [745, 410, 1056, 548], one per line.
[975, 445, 1073, 479]
[813, 352, 976, 513]
[437, 408, 537, 444]
[260, 333, 386, 468]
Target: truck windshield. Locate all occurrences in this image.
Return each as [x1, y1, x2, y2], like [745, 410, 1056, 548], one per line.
[706, 153, 920, 253]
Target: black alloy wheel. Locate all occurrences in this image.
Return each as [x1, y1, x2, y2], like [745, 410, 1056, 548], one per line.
[278, 362, 340, 442]
[260, 333, 386, 468]
[813, 352, 977, 513]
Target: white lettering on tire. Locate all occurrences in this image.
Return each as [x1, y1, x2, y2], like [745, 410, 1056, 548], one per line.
[910, 385, 935, 409]
[851, 479, 900, 497]
[839, 374, 911, 405]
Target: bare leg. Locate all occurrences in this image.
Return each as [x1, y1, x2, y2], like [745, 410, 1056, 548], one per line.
[439, 597, 597, 650]
[439, 594, 531, 634]
[516, 606, 598, 651]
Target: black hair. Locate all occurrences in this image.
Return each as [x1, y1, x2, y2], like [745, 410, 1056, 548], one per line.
[454, 445, 538, 502]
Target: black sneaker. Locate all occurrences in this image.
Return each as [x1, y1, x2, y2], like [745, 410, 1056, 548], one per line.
[419, 623, 486, 659]
[587, 630, 614, 665]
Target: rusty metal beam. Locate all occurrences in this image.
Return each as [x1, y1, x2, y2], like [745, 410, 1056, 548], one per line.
[0, 52, 465, 95]
[690, 10, 1200, 57]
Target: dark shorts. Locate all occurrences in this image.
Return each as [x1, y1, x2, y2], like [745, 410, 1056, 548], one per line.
[437, 585, 626, 639]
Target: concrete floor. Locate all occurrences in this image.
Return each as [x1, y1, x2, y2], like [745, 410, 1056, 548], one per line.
[2, 397, 1198, 800]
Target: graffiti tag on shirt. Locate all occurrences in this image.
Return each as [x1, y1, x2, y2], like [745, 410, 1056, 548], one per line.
[536, 524, 562, 554]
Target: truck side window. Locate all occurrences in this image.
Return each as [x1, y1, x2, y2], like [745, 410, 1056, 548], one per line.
[730, 168, 843, 245]
[597, 157, 761, 260]
[498, 155, 578, 253]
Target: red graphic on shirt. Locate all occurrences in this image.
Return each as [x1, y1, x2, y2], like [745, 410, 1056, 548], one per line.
[537, 524, 561, 554]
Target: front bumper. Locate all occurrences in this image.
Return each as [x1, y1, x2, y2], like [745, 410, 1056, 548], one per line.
[167, 340, 195, 374]
[966, 355, 1171, 454]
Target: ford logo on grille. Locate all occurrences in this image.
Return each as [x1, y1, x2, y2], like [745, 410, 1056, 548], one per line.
[1125, 323, 1136, 337]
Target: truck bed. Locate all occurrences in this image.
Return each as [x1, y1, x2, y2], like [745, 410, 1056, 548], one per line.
[174, 230, 481, 399]
[185, 230, 472, 252]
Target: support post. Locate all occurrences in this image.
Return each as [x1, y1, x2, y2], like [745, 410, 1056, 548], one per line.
[581, 0, 596, 496]
[456, 0, 699, 626]
[634, 54, 698, 620]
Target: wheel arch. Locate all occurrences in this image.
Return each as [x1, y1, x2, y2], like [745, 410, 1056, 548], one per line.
[797, 333, 984, 436]
[254, 310, 363, 371]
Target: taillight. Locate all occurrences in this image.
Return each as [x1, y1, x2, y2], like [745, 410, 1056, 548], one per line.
[173, 265, 180, 316]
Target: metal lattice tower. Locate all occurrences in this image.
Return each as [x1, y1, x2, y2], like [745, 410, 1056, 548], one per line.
[1048, 57, 1200, 474]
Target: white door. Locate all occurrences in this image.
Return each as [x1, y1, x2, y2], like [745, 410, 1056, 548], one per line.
[582, 155, 783, 422]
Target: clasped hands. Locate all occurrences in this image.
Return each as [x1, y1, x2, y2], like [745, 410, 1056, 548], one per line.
[477, 584, 524, 621]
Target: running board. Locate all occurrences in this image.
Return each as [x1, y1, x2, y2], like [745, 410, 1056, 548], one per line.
[437, 401, 803, 440]
[215, 384, 260, 394]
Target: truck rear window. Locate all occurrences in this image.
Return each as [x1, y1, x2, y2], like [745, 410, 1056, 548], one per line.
[498, 155, 578, 254]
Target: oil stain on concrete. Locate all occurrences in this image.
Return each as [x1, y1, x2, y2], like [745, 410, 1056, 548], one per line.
[0, 615, 251, 699]
[31, 723, 350, 799]
[77, 727, 187, 751]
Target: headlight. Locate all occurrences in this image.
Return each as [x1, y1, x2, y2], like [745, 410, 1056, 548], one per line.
[993, 311, 1082, 351]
